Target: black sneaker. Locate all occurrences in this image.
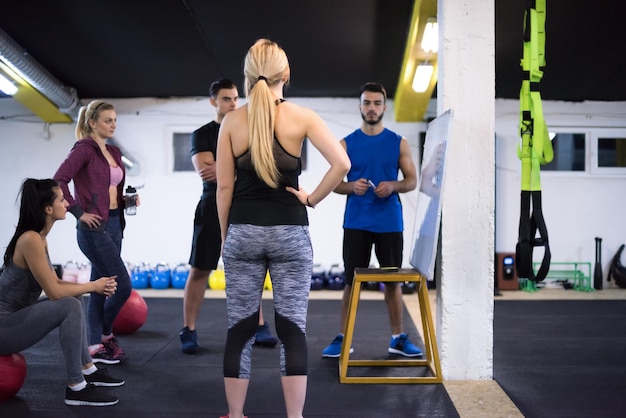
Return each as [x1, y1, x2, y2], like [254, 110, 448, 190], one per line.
[64, 383, 119, 406]
[85, 365, 125, 387]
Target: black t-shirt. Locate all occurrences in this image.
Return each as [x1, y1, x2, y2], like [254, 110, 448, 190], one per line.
[190, 121, 219, 194]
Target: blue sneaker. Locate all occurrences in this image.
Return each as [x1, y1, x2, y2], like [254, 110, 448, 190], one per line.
[322, 334, 354, 358]
[388, 333, 423, 357]
[180, 326, 199, 354]
[254, 323, 278, 348]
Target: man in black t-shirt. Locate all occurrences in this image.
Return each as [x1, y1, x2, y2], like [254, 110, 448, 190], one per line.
[180, 79, 278, 353]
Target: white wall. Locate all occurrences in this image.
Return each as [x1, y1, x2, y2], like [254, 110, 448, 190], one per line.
[2, 97, 625, 282]
[0, 97, 424, 270]
[495, 99, 626, 285]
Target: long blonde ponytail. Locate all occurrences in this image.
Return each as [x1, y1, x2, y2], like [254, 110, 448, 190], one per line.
[243, 39, 290, 188]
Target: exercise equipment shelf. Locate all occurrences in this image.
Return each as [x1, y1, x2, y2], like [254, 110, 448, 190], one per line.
[338, 268, 442, 384]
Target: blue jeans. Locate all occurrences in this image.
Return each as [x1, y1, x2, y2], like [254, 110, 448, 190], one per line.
[77, 210, 131, 344]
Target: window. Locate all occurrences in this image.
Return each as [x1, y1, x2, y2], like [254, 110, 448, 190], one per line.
[537, 129, 626, 175]
[541, 133, 585, 172]
[170, 131, 308, 172]
[591, 129, 626, 175]
[597, 137, 626, 167]
[172, 132, 194, 172]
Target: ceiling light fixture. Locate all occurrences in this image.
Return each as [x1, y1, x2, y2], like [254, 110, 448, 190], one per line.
[412, 17, 438, 94]
[421, 18, 438, 53]
[412, 63, 434, 93]
[0, 28, 79, 121]
[394, 0, 438, 122]
[0, 72, 17, 95]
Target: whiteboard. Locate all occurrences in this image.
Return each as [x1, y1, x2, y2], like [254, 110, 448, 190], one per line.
[409, 109, 453, 280]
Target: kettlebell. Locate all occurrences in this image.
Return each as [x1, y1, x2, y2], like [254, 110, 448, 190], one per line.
[327, 264, 345, 290]
[150, 262, 171, 289]
[171, 263, 190, 289]
[264, 271, 273, 290]
[401, 281, 417, 294]
[209, 269, 226, 290]
[62, 260, 81, 283]
[311, 263, 327, 290]
[131, 262, 150, 289]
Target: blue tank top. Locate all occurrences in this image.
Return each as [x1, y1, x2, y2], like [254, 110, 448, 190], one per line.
[343, 128, 403, 233]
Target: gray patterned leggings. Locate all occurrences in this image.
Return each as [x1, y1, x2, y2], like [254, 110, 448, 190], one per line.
[222, 224, 312, 379]
[0, 296, 92, 384]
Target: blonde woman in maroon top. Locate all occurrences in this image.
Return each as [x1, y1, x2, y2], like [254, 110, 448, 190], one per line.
[54, 100, 138, 365]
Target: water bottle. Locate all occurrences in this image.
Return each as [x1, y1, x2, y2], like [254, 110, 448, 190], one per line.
[125, 185, 137, 215]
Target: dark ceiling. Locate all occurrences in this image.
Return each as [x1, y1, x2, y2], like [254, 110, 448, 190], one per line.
[0, 0, 624, 104]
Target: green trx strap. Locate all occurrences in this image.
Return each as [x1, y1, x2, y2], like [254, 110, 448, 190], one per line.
[516, 0, 553, 282]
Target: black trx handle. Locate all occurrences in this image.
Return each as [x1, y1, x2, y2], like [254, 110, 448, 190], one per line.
[516, 191, 551, 281]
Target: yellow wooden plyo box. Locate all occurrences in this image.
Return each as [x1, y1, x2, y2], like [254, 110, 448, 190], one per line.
[338, 268, 442, 384]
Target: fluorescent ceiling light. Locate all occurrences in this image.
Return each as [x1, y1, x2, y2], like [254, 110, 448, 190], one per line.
[0, 72, 18, 95]
[412, 63, 434, 93]
[421, 20, 438, 53]
[0, 28, 78, 113]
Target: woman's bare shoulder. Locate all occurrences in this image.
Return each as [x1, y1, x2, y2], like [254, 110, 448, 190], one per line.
[223, 106, 247, 125]
[14, 230, 44, 258]
[17, 230, 41, 244]
[280, 100, 318, 121]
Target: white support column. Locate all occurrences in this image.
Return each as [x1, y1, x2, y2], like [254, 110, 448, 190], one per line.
[437, 0, 496, 379]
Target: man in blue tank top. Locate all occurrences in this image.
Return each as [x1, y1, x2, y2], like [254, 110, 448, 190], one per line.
[322, 82, 422, 358]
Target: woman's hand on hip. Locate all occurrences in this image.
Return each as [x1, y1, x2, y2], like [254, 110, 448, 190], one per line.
[285, 186, 309, 206]
[79, 212, 103, 228]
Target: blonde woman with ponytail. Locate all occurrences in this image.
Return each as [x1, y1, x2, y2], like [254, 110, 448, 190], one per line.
[54, 100, 135, 365]
[216, 39, 350, 418]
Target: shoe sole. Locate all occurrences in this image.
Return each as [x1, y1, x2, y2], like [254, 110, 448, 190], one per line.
[181, 343, 200, 354]
[322, 348, 353, 358]
[88, 380, 125, 387]
[91, 358, 121, 365]
[388, 348, 423, 357]
[65, 399, 119, 406]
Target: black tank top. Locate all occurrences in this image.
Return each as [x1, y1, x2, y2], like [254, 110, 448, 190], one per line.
[228, 136, 308, 226]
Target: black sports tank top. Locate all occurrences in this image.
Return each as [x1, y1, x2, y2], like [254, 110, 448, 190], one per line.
[229, 119, 307, 226]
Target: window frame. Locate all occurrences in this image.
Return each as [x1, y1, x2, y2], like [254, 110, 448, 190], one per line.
[166, 126, 197, 173]
[538, 127, 626, 177]
[539, 130, 587, 174]
[589, 128, 626, 176]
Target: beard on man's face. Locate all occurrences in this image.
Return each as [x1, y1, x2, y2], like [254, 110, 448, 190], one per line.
[361, 111, 384, 126]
